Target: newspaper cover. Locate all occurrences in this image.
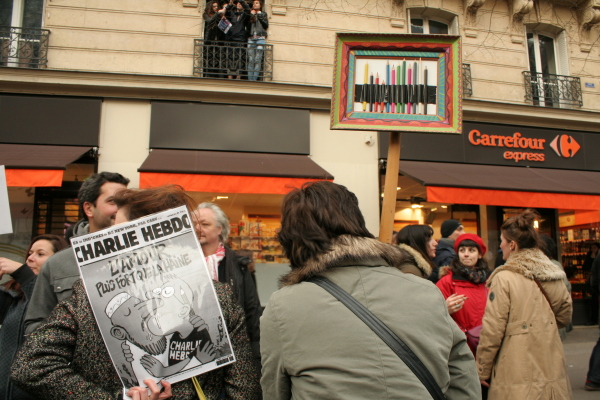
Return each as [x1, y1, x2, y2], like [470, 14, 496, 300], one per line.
[71, 206, 235, 393]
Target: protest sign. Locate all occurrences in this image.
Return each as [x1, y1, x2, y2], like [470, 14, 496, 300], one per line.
[71, 205, 235, 394]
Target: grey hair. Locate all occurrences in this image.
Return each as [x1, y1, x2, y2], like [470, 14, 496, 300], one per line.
[196, 202, 230, 243]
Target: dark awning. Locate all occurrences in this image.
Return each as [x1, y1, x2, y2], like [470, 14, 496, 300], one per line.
[1, 144, 93, 187]
[400, 161, 600, 210]
[138, 149, 334, 195]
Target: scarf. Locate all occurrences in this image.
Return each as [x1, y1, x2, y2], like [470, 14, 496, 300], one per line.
[454, 264, 488, 284]
[205, 242, 226, 281]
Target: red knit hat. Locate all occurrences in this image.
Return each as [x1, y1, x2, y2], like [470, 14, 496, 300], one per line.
[454, 233, 487, 256]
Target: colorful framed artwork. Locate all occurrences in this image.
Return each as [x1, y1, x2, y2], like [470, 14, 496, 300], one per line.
[330, 33, 463, 134]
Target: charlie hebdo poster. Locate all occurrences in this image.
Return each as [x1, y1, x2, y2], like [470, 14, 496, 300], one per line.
[71, 206, 235, 393]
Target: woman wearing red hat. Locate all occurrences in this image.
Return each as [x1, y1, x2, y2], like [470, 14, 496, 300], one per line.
[436, 233, 490, 356]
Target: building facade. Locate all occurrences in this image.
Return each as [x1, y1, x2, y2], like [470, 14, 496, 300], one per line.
[1, 0, 599, 313]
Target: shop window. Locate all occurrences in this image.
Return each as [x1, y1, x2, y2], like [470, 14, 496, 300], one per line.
[32, 182, 82, 237]
[408, 8, 458, 35]
[524, 27, 581, 108]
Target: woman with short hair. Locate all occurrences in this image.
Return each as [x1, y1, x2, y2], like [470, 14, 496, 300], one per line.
[476, 209, 572, 399]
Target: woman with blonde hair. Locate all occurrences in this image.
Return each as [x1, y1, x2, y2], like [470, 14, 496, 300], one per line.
[476, 209, 572, 399]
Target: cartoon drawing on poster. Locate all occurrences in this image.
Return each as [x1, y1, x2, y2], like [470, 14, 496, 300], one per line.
[71, 206, 235, 393]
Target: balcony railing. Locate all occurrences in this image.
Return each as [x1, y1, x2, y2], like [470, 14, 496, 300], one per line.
[0, 26, 49, 68]
[193, 39, 273, 81]
[462, 63, 472, 96]
[523, 71, 582, 108]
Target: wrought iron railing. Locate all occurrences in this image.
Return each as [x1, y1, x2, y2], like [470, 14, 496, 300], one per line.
[523, 71, 582, 107]
[193, 39, 273, 81]
[462, 63, 472, 96]
[0, 26, 49, 68]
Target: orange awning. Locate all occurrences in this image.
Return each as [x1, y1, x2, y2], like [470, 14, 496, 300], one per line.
[139, 172, 329, 194]
[427, 187, 600, 211]
[138, 149, 334, 194]
[1, 144, 92, 187]
[401, 161, 600, 210]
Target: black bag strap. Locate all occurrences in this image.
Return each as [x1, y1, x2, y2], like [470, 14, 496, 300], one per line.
[308, 276, 446, 400]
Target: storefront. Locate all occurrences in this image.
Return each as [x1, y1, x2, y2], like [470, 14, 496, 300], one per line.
[139, 100, 334, 304]
[379, 121, 600, 324]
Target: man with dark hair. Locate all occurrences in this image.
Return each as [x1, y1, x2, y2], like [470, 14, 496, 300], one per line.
[193, 202, 262, 362]
[24, 172, 129, 334]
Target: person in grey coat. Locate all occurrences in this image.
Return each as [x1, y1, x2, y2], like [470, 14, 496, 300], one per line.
[260, 181, 480, 400]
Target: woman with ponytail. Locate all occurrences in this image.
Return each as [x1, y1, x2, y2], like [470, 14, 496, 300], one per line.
[476, 209, 573, 400]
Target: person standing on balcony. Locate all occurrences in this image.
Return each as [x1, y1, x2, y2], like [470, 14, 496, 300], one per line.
[245, 0, 268, 81]
[223, 0, 250, 79]
[203, 0, 226, 78]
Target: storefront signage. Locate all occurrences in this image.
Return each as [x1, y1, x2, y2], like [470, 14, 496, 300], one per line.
[383, 121, 600, 171]
[468, 130, 580, 163]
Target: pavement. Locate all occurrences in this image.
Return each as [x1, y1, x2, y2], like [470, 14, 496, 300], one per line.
[564, 325, 599, 399]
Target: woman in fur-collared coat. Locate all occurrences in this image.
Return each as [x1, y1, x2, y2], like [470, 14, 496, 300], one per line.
[260, 181, 480, 400]
[476, 209, 572, 400]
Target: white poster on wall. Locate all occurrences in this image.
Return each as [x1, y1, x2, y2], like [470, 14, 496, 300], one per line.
[0, 166, 12, 235]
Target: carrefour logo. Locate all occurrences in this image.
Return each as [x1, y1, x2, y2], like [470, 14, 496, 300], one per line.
[549, 135, 580, 158]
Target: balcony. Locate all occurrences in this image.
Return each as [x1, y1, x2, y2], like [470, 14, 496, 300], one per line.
[462, 63, 472, 96]
[523, 71, 582, 108]
[193, 39, 273, 81]
[0, 26, 49, 68]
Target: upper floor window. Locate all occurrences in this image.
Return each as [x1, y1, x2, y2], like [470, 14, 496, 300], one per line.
[524, 26, 578, 108]
[408, 8, 458, 35]
[0, 0, 44, 29]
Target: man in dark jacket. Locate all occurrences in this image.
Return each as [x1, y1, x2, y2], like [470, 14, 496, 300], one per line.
[431, 219, 464, 282]
[24, 171, 129, 335]
[586, 254, 600, 390]
[194, 202, 262, 363]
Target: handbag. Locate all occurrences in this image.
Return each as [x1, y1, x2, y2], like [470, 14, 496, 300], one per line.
[308, 276, 446, 400]
[465, 325, 482, 353]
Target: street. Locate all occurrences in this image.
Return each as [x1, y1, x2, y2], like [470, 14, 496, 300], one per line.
[564, 325, 599, 399]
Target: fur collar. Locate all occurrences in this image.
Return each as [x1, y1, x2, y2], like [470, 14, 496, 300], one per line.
[396, 243, 433, 277]
[280, 235, 407, 286]
[488, 247, 566, 284]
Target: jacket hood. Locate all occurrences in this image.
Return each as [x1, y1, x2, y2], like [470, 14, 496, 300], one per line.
[280, 235, 408, 287]
[72, 219, 90, 238]
[488, 247, 566, 285]
[396, 243, 433, 278]
[438, 266, 451, 279]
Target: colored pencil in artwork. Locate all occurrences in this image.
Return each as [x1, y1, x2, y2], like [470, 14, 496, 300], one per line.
[402, 60, 407, 114]
[396, 63, 401, 113]
[391, 67, 396, 113]
[413, 61, 418, 114]
[375, 73, 379, 112]
[407, 65, 412, 114]
[386, 61, 390, 113]
[363, 62, 368, 112]
[423, 67, 428, 115]
[369, 73, 374, 112]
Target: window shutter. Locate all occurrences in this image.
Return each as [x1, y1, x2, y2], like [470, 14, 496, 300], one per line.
[449, 16, 459, 35]
[556, 30, 570, 76]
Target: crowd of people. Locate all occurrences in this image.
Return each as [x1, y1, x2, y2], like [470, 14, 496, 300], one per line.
[1, 173, 599, 399]
[203, 0, 269, 80]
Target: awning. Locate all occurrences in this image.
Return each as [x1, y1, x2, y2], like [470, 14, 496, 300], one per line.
[1, 144, 93, 187]
[138, 149, 334, 194]
[400, 161, 600, 210]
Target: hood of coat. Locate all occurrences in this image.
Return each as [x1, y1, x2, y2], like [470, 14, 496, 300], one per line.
[72, 219, 90, 238]
[488, 247, 566, 285]
[280, 235, 407, 287]
[396, 243, 433, 278]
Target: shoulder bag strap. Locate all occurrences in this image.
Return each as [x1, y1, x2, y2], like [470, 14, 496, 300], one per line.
[533, 277, 554, 312]
[308, 276, 446, 400]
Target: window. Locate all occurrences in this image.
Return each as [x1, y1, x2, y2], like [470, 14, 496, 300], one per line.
[0, 0, 44, 29]
[525, 27, 577, 107]
[408, 8, 458, 35]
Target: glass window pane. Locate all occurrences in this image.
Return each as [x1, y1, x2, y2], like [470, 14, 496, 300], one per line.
[429, 20, 448, 34]
[22, 0, 43, 28]
[0, 0, 13, 27]
[527, 32, 537, 74]
[538, 34, 556, 75]
[411, 18, 424, 34]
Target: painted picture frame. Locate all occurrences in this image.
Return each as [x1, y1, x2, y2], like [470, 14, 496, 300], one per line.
[330, 33, 463, 134]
